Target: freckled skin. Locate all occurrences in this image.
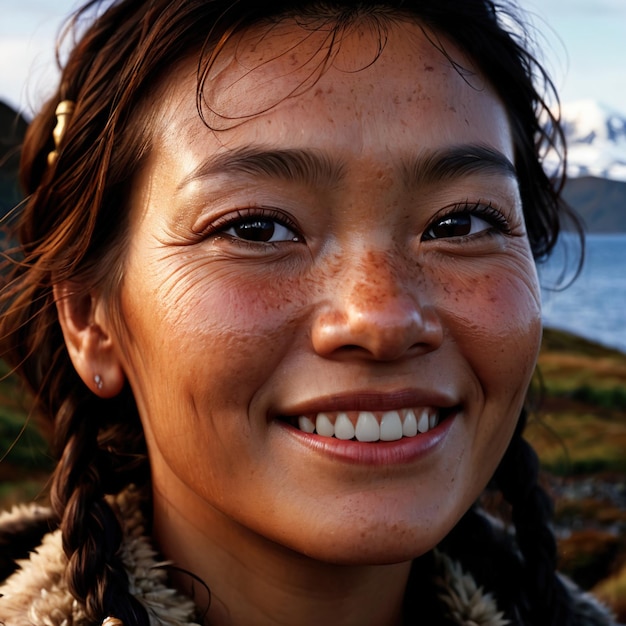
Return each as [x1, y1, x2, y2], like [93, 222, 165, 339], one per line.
[97, 18, 542, 624]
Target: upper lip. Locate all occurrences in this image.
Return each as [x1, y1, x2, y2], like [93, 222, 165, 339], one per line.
[275, 388, 460, 417]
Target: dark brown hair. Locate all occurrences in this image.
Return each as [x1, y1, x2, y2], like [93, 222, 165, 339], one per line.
[1, 1, 578, 623]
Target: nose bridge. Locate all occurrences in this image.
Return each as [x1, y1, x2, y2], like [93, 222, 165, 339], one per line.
[312, 245, 443, 360]
[345, 248, 413, 314]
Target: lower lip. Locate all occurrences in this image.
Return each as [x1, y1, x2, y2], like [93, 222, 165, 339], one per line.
[278, 413, 456, 465]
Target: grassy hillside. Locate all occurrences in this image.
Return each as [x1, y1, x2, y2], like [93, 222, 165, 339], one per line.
[526, 328, 626, 618]
[1, 328, 625, 617]
[0, 361, 51, 506]
[528, 328, 626, 475]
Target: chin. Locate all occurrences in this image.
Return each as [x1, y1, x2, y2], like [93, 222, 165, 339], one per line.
[287, 516, 457, 566]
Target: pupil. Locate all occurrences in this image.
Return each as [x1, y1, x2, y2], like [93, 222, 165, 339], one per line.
[433, 214, 470, 238]
[235, 220, 275, 242]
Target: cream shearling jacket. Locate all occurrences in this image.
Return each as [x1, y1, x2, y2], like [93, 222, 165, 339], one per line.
[0, 490, 619, 626]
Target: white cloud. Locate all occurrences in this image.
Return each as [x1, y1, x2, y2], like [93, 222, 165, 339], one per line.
[0, 0, 76, 113]
[0, 36, 60, 114]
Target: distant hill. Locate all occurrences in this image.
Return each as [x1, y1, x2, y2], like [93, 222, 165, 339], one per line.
[546, 100, 626, 233]
[563, 176, 626, 233]
[559, 100, 626, 182]
[0, 100, 28, 216]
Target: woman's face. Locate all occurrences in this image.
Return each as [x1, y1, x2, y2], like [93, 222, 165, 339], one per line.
[113, 19, 541, 564]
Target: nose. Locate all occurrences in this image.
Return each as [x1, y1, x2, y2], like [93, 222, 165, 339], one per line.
[311, 250, 443, 361]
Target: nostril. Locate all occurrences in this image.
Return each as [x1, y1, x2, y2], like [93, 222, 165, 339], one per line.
[311, 304, 444, 360]
[337, 344, 364, 352]
[310, 270, 444, 360]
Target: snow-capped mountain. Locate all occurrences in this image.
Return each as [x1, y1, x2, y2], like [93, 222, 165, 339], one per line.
[541, 100, 626, 231]
[556, 100, 626, 182]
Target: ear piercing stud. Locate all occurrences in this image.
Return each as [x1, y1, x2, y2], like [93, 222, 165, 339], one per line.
[94, 374, 104, 390]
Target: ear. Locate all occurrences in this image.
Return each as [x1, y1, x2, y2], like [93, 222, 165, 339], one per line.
[54, 282, 126, 398]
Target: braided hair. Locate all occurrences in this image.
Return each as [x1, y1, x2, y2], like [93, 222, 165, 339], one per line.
[2, 1, 215, 621]
[0, 1, 580, 623]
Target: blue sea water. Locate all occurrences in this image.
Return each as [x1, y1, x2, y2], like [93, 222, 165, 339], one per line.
[539, 233, 626, 354]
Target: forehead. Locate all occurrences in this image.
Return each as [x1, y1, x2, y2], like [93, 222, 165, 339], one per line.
[151, 16, 512, 170]
[202, 18, 477, 119]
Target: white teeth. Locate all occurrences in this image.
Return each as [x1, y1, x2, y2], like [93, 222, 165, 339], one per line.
[402, 409, 418, 437]
[355, 411, 379, 442]
[335, 412, 355, 440]
[297, 408, 441, 440]
[380, 411, 403, 441]
[315, 413, 335, 437]
[417, 409, 430, 434]
[298, 416, 315, 433]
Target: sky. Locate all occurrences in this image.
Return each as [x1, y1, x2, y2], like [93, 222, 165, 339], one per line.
[1, 0, 625, 118]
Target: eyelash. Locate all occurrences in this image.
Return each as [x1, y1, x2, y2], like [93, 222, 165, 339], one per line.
[422, 201, 511, 241]
[201, 200, 510, 248]
[203, 207, 302, 245]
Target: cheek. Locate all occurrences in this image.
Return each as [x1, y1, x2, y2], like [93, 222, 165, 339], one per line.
[117, 262, 309, 489]
[427, 256, 542, 499]
[435, 254, 542, 392]
[119, 258, 308, 412]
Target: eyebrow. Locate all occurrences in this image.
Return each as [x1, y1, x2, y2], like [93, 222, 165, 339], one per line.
[177, 143, 516, 191]
[405, 144, 517, 185]
[178, 147, 345, 190]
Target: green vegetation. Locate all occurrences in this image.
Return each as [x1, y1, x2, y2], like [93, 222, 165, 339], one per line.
[527, 328, 626, 476]
[0, 362, 52, 507]
[526, 409, 626, 475]
[524, 328, 626, 620]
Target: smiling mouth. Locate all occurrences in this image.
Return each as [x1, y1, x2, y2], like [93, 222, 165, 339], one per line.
[284, 407, 457, 443]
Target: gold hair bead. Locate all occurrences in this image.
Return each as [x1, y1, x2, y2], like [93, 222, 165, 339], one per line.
[102, 618, 124, 626]
[47, 99, 75, 166]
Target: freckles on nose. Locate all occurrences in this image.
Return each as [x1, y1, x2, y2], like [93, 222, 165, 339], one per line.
[346, 270, 424, 334]
[310, 250, 443, 359]
[350, 249, 413, 294]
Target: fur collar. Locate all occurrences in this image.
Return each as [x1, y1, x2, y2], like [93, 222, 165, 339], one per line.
[433, 551, 509, 625]
[0, 489, 604, 626]
[0, 491, 198, 626]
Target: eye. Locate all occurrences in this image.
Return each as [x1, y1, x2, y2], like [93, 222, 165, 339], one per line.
[215, 209, 301, 244]
[422, 203, 510, 241]
[224, 218, 297, 243]
[423, 213, 489, 240]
